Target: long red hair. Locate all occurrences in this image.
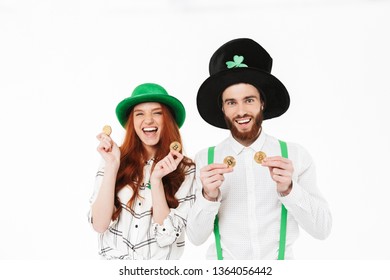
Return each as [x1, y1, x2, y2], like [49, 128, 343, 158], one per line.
[112, 103, 194, 220]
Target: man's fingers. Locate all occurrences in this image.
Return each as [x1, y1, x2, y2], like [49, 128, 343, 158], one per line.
[201, 164, 233, 175]
[271, 168, 292, 177]
[262, 158, 293, 174]
[262, 156, 290, 167]
[272, 174, 292, 185]
[201, 163, 228, 171]
[202, 173, 225, 185]
[206, 180, 224, 189]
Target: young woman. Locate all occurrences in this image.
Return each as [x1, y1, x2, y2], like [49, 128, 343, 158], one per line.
[89, 83, 195, 260]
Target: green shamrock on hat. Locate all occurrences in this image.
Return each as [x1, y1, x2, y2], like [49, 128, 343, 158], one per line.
[226, 55, 248, 69]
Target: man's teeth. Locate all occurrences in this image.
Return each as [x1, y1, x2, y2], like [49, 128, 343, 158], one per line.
[236, 119, 251, 124]
[143, 127, 157, 132]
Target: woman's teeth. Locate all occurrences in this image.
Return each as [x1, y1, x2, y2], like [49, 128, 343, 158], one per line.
[143, 127, 157, 132]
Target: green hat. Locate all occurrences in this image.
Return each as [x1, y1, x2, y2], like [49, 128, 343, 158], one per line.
[115, 83, 186, 128]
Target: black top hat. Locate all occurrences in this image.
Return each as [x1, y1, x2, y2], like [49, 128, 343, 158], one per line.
[196, 38, 290, 129]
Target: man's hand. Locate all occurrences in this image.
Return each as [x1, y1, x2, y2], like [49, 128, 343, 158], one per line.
[262, 156, 294, 195]
[200, 163, 233, 201]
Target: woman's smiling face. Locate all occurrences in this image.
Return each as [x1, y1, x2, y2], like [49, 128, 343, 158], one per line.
[133, 102, 164, 151]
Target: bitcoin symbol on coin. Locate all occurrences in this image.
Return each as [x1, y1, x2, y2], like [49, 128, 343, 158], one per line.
[170, 141, 181, 152]
[223, 156, 236, 168]
[254, 151, 267, 164]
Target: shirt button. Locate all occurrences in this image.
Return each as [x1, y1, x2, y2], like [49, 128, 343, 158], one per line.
[138, 202, 141, 206]
[176, 233, 179, 237]
[162, 228, 166, 231]
[135, 225, 138, 228]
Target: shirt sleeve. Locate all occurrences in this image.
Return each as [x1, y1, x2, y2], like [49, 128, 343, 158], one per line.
[153, 165, 196, 247]
[279, 143, 332, 240]
[186, 150, 222, 246]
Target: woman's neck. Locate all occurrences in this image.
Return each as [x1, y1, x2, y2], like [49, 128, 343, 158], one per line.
[143, 145, 157, 160]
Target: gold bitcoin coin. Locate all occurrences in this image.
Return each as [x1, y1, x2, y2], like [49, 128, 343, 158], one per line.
[254, 151, 267, 164]
[102, 125, 112, 136]
[170, 141, 181, 152]
[223, 156, 236, 168]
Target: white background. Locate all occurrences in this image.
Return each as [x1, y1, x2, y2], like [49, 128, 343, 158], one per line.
[1, 0, 390, 261]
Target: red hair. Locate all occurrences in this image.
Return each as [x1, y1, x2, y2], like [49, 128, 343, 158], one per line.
[112, 104, 194, 220]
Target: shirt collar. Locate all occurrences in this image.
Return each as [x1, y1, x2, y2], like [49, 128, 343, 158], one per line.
[228, 130, 267, 155]
[145, 158, 155, 165]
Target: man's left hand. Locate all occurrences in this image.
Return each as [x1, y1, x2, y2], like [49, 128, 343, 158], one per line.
[261, 156, 294, 195]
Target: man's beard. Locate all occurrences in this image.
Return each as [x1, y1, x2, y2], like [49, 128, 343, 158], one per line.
[224, 112, 263, 143]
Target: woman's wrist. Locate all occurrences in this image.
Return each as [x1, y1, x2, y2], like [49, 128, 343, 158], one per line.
[150, 177, 163, 189]
[104, 156, 120, 169]
[105, 162, 120, 174]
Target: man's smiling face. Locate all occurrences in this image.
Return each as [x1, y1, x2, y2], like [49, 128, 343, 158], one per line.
[222, 83, 264, 145]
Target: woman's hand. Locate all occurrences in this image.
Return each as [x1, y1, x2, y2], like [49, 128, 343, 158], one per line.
[150, 149, 184, 225]
[96, 132, 120, 168]
[151, 150, 184, 182]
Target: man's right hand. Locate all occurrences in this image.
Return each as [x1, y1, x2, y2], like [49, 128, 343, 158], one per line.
[200, 163, 233, 201]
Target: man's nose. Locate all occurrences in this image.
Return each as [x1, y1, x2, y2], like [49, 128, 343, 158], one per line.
[236, 102, 247, 116]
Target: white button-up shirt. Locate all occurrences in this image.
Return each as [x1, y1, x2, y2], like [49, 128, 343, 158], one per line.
[187, 131, 332, 259]
[89, 159, 195, 260]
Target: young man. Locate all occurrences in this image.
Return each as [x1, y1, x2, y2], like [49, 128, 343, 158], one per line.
[187, 38, 332, 260]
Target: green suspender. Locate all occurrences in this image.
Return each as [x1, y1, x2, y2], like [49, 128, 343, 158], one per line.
[207, 147, 223, 260]
[278, 140, 288, 260]
[208, 139, 288, 260]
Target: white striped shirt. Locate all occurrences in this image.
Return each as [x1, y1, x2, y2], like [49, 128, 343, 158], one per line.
[187, 132, 332, 259]
[89, 159, 195, 260]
